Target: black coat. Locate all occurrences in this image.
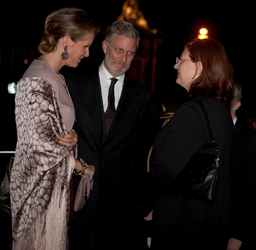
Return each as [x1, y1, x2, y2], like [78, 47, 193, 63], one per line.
[230, 118, 256, 248]
[66, 68, 156, 250]
[141, 95, 235, 226]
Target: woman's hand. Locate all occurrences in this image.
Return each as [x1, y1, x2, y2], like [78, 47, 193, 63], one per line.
[226, 237, 242, 250]
[58, 130, 78, 150]
[74, 159, 95, 181]
[144, 210, 153, 221]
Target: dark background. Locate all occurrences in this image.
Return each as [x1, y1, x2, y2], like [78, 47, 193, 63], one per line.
[0, 1, 255, 152]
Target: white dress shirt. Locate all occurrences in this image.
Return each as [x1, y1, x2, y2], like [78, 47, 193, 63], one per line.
[233, 116, 237, 125]
[99, 62, 124, 112]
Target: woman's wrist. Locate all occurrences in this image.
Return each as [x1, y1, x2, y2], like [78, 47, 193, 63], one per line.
[74, 158, 89, 175]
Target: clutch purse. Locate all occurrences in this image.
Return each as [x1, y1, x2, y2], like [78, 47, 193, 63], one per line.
[181, 100, 219, 202]
[74, 174, 94, 212]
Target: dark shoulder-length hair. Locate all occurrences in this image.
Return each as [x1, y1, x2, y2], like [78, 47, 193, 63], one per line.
[186, 38, 235, 106]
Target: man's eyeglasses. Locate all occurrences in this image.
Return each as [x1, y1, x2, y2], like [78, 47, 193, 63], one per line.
[176, 57, 192, 64]
[106, 41, 135, 57]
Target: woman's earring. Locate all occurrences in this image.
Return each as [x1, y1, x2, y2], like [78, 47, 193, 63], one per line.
[61, 46, 69, 60]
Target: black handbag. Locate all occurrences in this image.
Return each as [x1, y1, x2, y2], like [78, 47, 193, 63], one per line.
[182, 100, 219, 202]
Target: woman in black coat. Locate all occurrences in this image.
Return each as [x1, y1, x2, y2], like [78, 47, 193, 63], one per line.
[141, 38, 235, 250]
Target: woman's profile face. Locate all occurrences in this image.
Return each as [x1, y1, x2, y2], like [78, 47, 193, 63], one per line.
[174, 48, 198, 91]
[66, 33, 96, 68]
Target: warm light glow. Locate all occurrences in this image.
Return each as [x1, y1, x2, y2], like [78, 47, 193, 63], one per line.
[137, 18, 147, 27]
[198, 34, 208, 39]
[199, 28, 208, 35]
[198, 28, 208, 39]
[152, 29, 158, 34]
[117, 0, 149, 30]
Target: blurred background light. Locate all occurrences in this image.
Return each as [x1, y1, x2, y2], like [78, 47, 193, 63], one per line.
[198, 28, 208, 39]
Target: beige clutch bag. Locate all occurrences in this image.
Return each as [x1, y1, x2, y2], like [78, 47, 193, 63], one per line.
[74, 174, 94, 212]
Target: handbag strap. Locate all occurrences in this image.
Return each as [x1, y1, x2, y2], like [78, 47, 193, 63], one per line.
[193, 100, 219, 158]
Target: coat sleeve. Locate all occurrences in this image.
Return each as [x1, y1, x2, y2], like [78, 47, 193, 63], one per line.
[140, 103, 205, 215]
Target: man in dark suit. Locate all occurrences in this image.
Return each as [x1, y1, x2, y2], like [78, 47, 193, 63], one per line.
[228, 82, 256, 250]
[66, 20, 158, 250]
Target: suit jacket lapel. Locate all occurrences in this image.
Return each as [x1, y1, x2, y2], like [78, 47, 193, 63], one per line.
[79, 75, 105, 143]
[78, 73, 140, 142]
[110, 75, 137, 130]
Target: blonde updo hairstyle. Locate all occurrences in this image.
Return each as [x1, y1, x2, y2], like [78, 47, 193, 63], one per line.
[38, 7, 101, 55]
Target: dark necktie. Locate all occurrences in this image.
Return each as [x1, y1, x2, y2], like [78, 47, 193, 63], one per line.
[104, 78, 118, 135]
